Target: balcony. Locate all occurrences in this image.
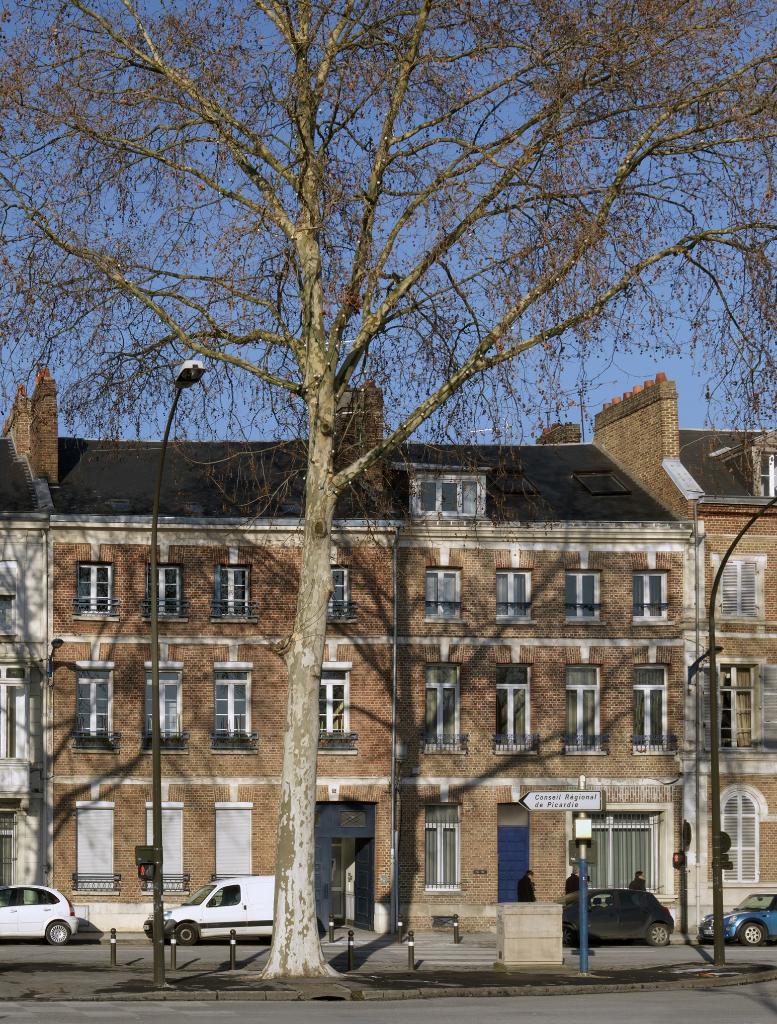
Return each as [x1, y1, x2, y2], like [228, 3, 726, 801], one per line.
[318, 730, 358, 752]
[496, 601, 531, 619]
[142, 873, 190, 894]
[492, 733, 539, 754]
[425, 601, 461, 619]
[565, 602, 601, 619]
[140, 598, 189, 618]
[421, 731, 468, 753]
[73, 597, 120, 616]
[142, 726, 189, 750]
[73, 720, 121, 750]
[72, 873, 121, 893]
[563, 732, 608, 753]
[211, 600, 259, 619]
[633, 602, 669, 618]
[632, 734, 678, 753]
[211, 728, 258, 751]
[327, 600, 357, 621]
[0, 762, 30, 795]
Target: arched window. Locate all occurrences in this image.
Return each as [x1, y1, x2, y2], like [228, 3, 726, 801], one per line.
[722, 793, 759, 882]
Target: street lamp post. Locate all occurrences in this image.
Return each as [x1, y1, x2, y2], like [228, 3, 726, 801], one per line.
[149, 360, 205, 989]
[706, 492, 777, 967]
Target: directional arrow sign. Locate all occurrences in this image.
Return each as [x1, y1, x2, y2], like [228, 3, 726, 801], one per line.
[518, 790, 604, 812]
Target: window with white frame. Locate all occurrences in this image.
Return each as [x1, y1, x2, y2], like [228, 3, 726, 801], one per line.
[319, 668, 348, 737]
[633, 667, 667, 748]
[589, 813, 660, 890]
[0, 562, 17, 634]
[723, 792, 758, 882]
[719, 559, 759, 618]
[145, 802, 184, 883]
[424, 805, 460, 890]
[76, 563, 115, 614]
[565, 572, 600, 619]
[565, 666, 600, 750]
[76, 802, 115, 889]
[214, 669, 250, 737]
[760, 453, 776, 497]
[328, 567, 353, 619]
[425, 568, 461, 619]
[144, 669, 183, 738]
[214, 566, 251, 617]
[720, 665, 754, 748]
[215, 804, 252, 877]
[0, 666, 26, 760]
[495, 666, 531, 747]
[425, 665, 459, 744]
[76, 669, 111, 737]
[496, 571, 531, 619]
[413, 475, 484, 518]
[144, 565, 185, 616]
[633, 573, 667, 618]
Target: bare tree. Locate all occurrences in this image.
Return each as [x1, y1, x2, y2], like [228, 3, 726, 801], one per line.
[0, 0, 775, 976]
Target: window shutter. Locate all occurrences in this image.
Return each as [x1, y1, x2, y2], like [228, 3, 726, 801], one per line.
[739, 561, 757, 616]
[720, 562, 739, 615]
[146, 806, 183, 875]
[761, 666, 777, 750]
[700, 669, 711, 750]
[215, 807, 251, 876]
[723, 794, 758, 883]
[78, 806, 113, 875]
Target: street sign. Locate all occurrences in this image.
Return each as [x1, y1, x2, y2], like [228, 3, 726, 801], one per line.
[519, 790, 604, 812]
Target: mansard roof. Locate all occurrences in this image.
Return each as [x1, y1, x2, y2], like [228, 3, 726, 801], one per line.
[0, 438, 37, 512]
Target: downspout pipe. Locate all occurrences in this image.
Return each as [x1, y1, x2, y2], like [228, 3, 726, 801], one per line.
[389, 525, 400, 933]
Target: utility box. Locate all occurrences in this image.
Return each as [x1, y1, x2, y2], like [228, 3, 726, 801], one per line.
[495, 902, 563, 968]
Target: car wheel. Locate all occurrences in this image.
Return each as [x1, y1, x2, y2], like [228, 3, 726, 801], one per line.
[646, 921, 671, 946]
[45, 921, 71, 946]
[562, 925, 576, 947]
[174, 922, 199, 946]
[738, 921, 766, 947]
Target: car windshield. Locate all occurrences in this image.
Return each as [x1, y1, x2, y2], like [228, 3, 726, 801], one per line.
[182, 884, 217, 906]
[734, 894, 775, 912]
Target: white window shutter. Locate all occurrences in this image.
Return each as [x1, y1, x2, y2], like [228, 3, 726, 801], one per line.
[216, 808, 252, 876]
[723, 794, 758, 883]
[720, 562, 740, 615]
[700, 669, 711, 750]
[739, 561, 758, 616]
[146, 806, 183, 875]
[762, 666, 777, 751]
[78, 807, 113, 875]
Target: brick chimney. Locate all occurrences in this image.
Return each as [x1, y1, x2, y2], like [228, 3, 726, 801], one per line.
[3, 369, 59, 483]
[593, 373, 681, 510]
[536, 422, 581, 445]
[335, 380, 385, 487]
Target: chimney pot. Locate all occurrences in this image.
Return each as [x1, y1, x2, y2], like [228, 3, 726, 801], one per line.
[644, 379, 654, 388]
[611, 396, 621, 405]
[632, 384, 643, 394]
[655, 371, 667, 383]
[623, 391, 632, 400]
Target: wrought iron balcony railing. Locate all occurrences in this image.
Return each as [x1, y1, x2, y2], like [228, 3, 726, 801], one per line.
[633, 602, 669, 617]
[142, 724, 189, 749]
[72, 873, 121, 892]
[492, 733, 539, 753]
[73, 597, 120, 615]
[563, 732, 608, 753]
[73, 720, 121, 749]
[211, 729, 259, 750]
[318, 730, 358, 751]
[140, 598, 189, 617]
[425, 600, 462, 618]
[421, 731, 468, 753]
[327, 600, 357, 621]
[565, 602, 601, 617]
[496, 601, 531, 618]
[211, 600, 259, 619]
[142, 873, 190, 893]
[632, 734, 678, 752]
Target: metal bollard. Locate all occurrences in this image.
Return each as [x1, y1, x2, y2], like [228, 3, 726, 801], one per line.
[347, 929, 354, 971]
[407, 929, 415, 970]
[170, 933, 177, 970]
[109, 927, 117, 967]
[396, 918, 404, 944]
[453, 913, 460, 944]
[229, 928, 237, 970]
[328, 916, 335, 943]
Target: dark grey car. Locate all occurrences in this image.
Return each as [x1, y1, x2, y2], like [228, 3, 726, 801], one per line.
[562, 888, 674, 946]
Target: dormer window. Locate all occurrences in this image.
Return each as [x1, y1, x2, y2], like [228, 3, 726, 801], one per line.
[761, 453, 776, 497]
[413, 475, 485, 517]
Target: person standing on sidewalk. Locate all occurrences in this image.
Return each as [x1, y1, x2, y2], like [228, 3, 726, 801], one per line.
[629, 870, 646, 891]
[564, 866, 580, 894]
[517, 869, 536, 902]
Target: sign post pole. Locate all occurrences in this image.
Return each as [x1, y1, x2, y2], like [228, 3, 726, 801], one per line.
[578, 836, 589, 975]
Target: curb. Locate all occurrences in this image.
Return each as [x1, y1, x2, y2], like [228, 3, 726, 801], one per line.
[23, 965, 777, 1002]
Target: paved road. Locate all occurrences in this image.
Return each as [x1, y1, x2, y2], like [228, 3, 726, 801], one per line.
[2, 982, 777, 1023]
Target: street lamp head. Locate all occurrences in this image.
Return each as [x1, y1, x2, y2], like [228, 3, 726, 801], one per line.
[50, 638, 64, 652]
[174, 359, 206, 388]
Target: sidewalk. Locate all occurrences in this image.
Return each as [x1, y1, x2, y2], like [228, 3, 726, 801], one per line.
[4, 930, 776, 1001]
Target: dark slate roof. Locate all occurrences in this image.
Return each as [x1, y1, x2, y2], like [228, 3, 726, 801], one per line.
[678, 429, 753, 496]
[0, 438, 37, 512]
[52, 437, 677, 523]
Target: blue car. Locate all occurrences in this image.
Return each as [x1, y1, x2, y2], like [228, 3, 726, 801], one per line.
[698, 893, 777, 946]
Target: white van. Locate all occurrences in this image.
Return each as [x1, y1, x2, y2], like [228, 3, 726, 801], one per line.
[143, 875, 274, 945]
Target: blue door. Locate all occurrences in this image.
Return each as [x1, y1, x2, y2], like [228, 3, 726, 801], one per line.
[497, 825, 529, 902]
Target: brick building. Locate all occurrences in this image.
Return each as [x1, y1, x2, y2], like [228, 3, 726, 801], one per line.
[593, 374, 777, 927]
[1, 370, 711, 933]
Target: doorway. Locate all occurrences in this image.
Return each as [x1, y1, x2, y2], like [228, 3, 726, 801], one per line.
[497, 803, 529, 902]
[315, 803, 375, 930]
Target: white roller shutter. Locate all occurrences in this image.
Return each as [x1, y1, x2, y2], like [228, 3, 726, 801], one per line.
[77, 805, 114, 875]
[215, 806, 252, 876]
[146, 804, 183, 875]
[723, 793, 758, 883]
[762, 666, 777, 751]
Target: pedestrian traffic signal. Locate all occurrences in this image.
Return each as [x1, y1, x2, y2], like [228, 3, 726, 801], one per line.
[672, 850, 686, 870]
[137, 862, 155, 881]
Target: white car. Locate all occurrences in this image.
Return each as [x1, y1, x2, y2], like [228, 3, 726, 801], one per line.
[0, 885, 78, 945]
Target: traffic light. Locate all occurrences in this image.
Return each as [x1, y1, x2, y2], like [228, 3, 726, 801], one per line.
[137, 862, 155, 881]
[672, 850, 686, 870]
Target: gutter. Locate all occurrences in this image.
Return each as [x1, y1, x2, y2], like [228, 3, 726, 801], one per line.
[389, 525, 400, 933]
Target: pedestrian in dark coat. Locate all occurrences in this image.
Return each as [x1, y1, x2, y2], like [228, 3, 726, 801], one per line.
[517, 869, 536, 902]
[629, 870, 647, 891]
[564, 867, 580, 894]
